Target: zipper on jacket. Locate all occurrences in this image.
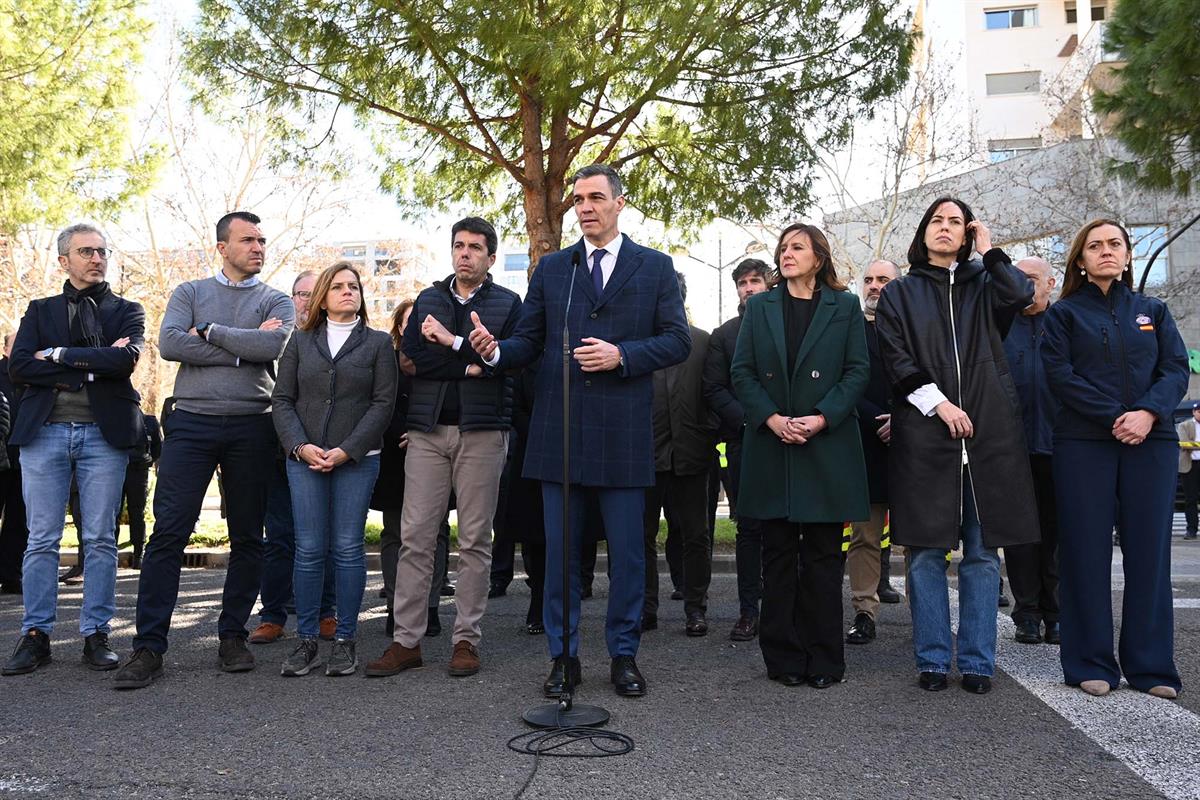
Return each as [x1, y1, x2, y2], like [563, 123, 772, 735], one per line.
[1109, 293, 1131, 405]
[1101, 327, 1112, 366]
[948, 267, 966, 526]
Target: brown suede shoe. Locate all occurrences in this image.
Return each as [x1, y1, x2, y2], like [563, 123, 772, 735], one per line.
[365, 642, 422, 677]
[248, 622, 284, 644]
[319, 617, 337, 641]
[448, 640, 480, 677]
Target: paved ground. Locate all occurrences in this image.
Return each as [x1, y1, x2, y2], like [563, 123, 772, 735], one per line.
[2, 538, 1199, 800]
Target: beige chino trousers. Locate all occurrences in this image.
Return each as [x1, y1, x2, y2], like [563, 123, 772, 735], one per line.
[847, 503, 888, 619]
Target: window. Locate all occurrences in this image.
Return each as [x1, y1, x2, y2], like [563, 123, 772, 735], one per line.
[985, 71, 1041, 95]
[985, 6, 1038, 29]
[1091, 2, 1107, 21]
[1065, 1, 1077, 23]
[504, 252, 529, 272]
[987, 137, 1042, 162]
[1131, 225, 1169, 285]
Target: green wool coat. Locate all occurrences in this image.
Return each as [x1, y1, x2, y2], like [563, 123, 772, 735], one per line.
[730, 284, 871, 524]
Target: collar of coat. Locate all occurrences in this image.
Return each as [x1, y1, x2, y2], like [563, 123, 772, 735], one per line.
[907, 259, 985, 284]
[433, 273, 494, 301]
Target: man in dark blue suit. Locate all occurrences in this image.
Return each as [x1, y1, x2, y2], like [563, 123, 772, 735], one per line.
[2, 224, 144, 676]
[470, 164, 690, 697]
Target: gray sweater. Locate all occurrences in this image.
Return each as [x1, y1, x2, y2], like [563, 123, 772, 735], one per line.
[159, 277, 295, 415]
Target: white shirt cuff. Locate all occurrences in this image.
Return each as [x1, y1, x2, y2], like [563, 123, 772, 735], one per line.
[907, 383, 948, 417]
[483, 346, 501, 368]
[452, 335, 464, 352]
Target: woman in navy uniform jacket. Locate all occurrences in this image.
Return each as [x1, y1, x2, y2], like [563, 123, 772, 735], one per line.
[1041, 219, 1189, 700]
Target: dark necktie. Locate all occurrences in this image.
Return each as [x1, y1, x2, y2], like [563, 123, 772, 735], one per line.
[591, 248, 606, 296]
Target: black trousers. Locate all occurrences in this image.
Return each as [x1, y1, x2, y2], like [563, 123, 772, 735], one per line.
[1006, 454, 1060, 625]
[521, 540, 546, 625]
[643, 470, 711, 618]
[115, 463, 151, 557]
[759, 519, 845, 678]
[0, 467, 26, 585]
[1181, 466, 1200, 534]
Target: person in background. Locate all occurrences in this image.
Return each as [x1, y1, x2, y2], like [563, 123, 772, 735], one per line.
[0, 333, 26, 595]
[1177, 402, 1200, 541]
[114, 411, 162, 570]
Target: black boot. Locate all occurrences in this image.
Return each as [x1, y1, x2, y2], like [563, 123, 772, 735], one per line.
[877, 545, 901, 603]
[2, 629, 51, 675]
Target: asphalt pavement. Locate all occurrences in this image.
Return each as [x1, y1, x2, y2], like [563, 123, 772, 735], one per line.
[2, 538, 1199, 800]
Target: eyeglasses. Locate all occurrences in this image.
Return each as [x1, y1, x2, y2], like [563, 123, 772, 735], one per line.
[293, 291, 312, 299]
[75, 247, 110, 260]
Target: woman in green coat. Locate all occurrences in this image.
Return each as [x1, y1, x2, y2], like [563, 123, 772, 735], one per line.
[731, 223, 870, 688]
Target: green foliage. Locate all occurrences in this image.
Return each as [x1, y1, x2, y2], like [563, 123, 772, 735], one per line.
[1093, 0, 1200, 194]
[184, 0, 911, 253]
[0, 0, 163, 237]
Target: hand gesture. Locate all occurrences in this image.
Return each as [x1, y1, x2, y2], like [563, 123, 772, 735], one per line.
[875, 413, 891, 443]
[259, 318, 283, 331]
[421, 314, 455, 347]
[574, 337, 621, 372]
[766, 413, 808, 445]
[111, 337, 130, 348]
[298, 443, 330, 471]
[967, 220, 992, 256]
[397, 432, 409, 451]
[465, 364, 484, 378]
[788, 414, 826, 439]
[323, 447, 350, 468]
[1112, 410, 1154, 445]
[467, 311, 497, 361]
[935, 401, 973, 439]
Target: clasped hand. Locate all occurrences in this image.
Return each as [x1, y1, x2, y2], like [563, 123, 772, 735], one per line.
[766, 413, 826, 445]
[298, 444, 349, 472]
[1112, 410, 1154, 445]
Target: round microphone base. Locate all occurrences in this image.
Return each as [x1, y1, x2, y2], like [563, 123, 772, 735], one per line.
[522, 701, 610, 729]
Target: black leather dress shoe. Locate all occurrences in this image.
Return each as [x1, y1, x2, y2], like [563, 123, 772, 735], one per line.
[542, 656, 582, 698]
[846, 612, 876, 645]
[1014, 618, 1043, 644]
[685, 612, 708, 637]
[729, 615, 758, 641]
[610, 656, 646, 697]
[769, 672, 805, 687]
[82, 632, 119, 671]
[919, 671, 948, 691]
[487, 583, 507, 599]
[1043, 621, 1061, 645]
[807, 674, 838, 689]
[2, 629, 51, 676]
[961, 674, 992, 694]
[525, 621, 545, 635]
[640, 614, 657, 632]
[877, 582, 902, 604]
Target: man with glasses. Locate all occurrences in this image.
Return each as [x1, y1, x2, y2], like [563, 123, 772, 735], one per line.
[249, 270, 338, 644]
[2, 224, 145, 676]
[114, 211, 294, 688]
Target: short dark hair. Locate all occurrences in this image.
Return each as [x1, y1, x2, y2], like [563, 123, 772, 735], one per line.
[907, 197, 976, 266]
[674, 271, 688, 304]
[571, 164, 624, 198]
[731, 258, 770, 284]
[451, 217, 498, 256]
[216, 211, 262, 243]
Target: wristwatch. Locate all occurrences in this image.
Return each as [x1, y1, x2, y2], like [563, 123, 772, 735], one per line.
[195, 322, 212, 339]
[39, 348, 56, 362]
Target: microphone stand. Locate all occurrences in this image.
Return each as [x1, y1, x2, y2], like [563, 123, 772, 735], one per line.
[524, 249, 610, 729]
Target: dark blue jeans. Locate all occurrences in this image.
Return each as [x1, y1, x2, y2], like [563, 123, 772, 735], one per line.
[134, 411, 276, 654]
[260, 459, 334, 625]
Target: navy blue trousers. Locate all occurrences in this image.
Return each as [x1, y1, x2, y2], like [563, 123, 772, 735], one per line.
[541, 482, 643, 659]
[1054, 438, 1180, 692]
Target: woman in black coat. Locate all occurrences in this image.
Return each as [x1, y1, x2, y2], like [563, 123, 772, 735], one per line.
[875, 197, 1036, 695]
[1042, 219, 1189, 700]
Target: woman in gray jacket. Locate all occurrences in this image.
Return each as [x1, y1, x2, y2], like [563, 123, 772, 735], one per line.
[272, 262, 397, 676]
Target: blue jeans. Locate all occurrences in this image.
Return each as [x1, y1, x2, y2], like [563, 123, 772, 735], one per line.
[906, 472, 1000, 676]
[286, 455, 379, 640]
[260, 459, 335, 625]
[20, 423, 128, 636]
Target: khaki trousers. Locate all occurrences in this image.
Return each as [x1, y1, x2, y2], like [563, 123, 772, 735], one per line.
[392, 427, 508, 649]
[847, 503, 888, 619]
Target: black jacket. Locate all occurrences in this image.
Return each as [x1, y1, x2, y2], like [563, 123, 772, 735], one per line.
[856, 318, 890, 503]
[370, 353, 412, 512]
[1002, 313, 1056, 455]
[1041, 281, 1189, 442]
[875, 250, 1038, 549]
[703, 314, 745, 444]
[9, 292, 145, 449]
[0, 390, 10, 471]
[652, 325, 718, 476]
[403, 275, 521, 433]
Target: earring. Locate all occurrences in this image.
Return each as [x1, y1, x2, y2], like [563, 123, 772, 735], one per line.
[1080, 269, 1086, 276]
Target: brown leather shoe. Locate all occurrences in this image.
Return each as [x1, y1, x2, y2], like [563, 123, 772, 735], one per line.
[248, 622, 284, 644]
[365, 642, 422, 677]
[319, 617, 337, 641]
[448, 640, 480, 677]
[729, 614, 759, 641]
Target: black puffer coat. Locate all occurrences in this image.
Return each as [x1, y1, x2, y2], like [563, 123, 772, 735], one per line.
[875, 250, 1038, 549]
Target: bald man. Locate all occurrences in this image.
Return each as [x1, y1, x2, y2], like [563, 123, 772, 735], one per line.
[1001, 256, 1061, 646]
[846, 259, 902, 645]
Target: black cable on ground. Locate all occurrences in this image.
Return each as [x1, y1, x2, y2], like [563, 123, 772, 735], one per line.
[507, 714, 635, 800]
